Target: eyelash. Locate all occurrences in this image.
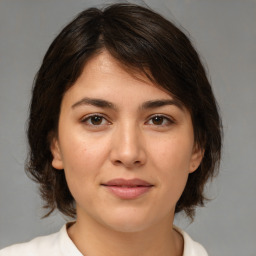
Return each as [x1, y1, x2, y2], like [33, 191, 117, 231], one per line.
[80, 114, 175, 127]
[145, 114, 174, 126]
[81, 114, 111, 126]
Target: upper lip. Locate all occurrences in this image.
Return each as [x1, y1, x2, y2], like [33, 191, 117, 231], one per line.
[102, 178, 153, 187]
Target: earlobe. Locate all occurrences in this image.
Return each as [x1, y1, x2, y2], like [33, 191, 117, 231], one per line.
[189, 145, 204, 173]
[50, 137, 64, 170]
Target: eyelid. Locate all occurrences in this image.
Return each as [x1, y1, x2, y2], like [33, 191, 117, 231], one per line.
[80, 113, 111, 125]
[80, 113, 175, 127]
[145, 114, 175, 126]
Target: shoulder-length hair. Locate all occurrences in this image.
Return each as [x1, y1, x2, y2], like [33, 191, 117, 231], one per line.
[27, 3, 222, 219]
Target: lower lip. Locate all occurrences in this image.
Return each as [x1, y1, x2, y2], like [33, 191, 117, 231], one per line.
[103, 186, 152, 199]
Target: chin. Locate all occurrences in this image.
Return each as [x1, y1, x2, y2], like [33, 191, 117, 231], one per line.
[98, 209, 157, 233]
[106, 220, 151, 233]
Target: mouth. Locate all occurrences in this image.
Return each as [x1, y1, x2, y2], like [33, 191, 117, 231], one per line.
[101, 178, 154, 199]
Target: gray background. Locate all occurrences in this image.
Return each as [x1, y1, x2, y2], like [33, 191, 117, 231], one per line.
[0, 0, 255, 255]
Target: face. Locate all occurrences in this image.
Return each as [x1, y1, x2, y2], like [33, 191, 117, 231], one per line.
[51, 51, 203, 233]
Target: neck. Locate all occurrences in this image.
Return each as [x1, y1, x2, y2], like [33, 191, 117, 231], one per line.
[67, 213, 183, 256]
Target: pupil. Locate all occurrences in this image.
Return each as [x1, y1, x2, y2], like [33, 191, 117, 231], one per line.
[153, 116, 163, 125]
[92, 116, 102, 125]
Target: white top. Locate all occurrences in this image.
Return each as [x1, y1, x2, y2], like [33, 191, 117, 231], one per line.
[0, 224, 208, 256]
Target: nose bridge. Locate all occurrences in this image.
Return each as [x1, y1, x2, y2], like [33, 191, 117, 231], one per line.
[110, 119, 146, 167]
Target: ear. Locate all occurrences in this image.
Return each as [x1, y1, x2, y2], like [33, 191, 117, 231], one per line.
[50, 137, 64, 170]
[189, 144, 204, 173]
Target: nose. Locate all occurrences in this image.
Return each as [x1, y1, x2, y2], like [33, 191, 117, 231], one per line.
[109, 122, 146, 169]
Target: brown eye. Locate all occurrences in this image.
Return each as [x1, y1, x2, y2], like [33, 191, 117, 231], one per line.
[146, 115, 174, 126]
[82, 115, 109, 126]
[90, 116, 103, 125]
[152, 116, 164, 125]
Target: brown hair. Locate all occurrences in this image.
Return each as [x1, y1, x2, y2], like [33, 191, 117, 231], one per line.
[26, 3, 222, 219]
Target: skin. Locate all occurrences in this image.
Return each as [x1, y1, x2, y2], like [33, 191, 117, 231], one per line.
[51, 51, 203, 256]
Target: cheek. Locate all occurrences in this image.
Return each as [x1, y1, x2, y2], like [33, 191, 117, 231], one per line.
[150, 135, 193, 172]
[60, 130, 108, 168]
[59, 138, 104, 207]
[58, 133, 105, 191]
[148, 135, 193, 196]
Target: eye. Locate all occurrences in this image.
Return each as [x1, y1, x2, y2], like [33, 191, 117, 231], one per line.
[146, 115, 174, 126]
[81, 114, 110, 126]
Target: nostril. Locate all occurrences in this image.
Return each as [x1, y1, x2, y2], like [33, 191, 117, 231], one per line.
[115, 160, 122, 165]
[113, 159, 142, 167]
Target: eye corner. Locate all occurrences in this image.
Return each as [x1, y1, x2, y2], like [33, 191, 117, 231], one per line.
[145, 114, 176, 127]
[80, 113, 112, 127]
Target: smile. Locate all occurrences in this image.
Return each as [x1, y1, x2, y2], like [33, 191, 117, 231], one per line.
[101, 178, 154, 199]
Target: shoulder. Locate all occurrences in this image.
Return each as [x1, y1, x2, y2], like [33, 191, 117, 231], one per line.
[0, 224, 82, 256]
[0, 225, 66, 256]
[174, 226, 209, 256]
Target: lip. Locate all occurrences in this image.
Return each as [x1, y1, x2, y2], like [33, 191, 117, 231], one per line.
[101, 178, 153, 200]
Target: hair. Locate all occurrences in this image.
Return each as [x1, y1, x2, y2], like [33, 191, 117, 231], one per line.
[26, 3, 222, 219]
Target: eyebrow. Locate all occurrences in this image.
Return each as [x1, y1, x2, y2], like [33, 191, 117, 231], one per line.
[141, 99, 183, 110]
[71, 97, 183, 110]
[72, 97, 116, 109]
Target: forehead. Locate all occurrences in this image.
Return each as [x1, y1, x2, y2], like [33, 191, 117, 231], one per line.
[58, 51, 193, 130]
[78, 51, 152, 87]
[64, 52, 173, 104]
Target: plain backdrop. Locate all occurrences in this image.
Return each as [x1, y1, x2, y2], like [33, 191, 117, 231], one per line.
[0, 0, 255, 255]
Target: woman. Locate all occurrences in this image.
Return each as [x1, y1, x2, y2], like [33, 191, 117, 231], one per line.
[0, 3, 222, 256]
